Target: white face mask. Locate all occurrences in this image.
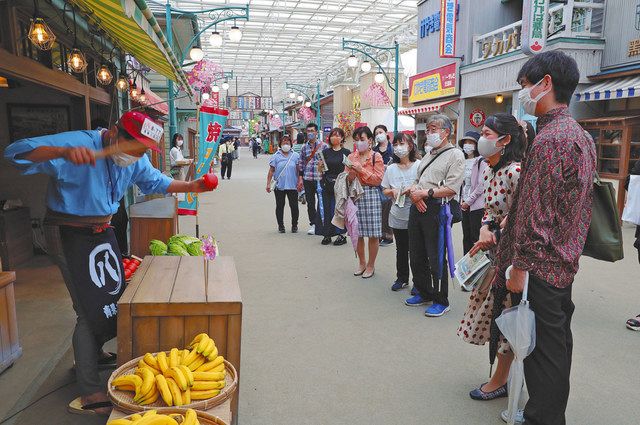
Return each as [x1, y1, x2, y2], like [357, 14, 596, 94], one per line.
[281, 144, 291, 153]
[462, 144, 476, 155]
[518, 78, 550, 116]
[111, 151, 140, 167]
[176, 139, 183, 147]
[393, 145, 409, 158]
[426, 132, 443, 148]
[375, 133, 387, 144]
[477, 135, 505, 158]
[356, 140, 370, 152]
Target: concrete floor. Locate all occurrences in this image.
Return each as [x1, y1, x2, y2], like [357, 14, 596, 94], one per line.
[2, 147, 639, 424]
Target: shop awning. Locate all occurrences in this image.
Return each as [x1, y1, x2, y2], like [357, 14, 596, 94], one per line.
[398, 99, 459, 115]
[575, 76, 640, 101]
[71, 0, 193, 96]
[142, 87, 169, 115]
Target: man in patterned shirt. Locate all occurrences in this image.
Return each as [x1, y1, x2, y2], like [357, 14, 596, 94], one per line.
[296, 123, 328, 235]
[494, 51, 596, 424]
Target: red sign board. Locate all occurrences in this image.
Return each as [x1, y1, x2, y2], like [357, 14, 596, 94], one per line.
[408, 63, 458, 103]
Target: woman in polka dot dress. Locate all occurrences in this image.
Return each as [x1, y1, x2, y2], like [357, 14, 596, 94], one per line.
[456, 113, 531, 401]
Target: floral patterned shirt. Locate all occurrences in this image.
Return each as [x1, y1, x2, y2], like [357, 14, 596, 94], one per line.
[493, 107, 596, 289]
[482, 161, 521, 225]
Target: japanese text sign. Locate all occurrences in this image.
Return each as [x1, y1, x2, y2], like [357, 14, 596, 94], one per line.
[522, 0, 549, 55]
[439, 0, 458, 58]
[408, 63, 458, 103]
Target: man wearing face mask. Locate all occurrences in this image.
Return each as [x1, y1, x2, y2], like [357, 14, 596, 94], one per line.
[4, 111, 212, 416]
[403, 114, 464, 317]
[296, 123, 328, 235]
[492, 51, 596, 425]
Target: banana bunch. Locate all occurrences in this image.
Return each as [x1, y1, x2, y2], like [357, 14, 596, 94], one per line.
[112, 333, 227, 407]
[107, 408, 201, 425]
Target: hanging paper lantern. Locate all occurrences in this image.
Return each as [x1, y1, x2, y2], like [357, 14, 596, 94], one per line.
[363, 82, 391, 107]
[298, 106, 315, 123]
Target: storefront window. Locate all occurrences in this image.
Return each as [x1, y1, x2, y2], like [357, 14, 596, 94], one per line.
[630, 126, 640, 174]
[590, 128, 623, 176]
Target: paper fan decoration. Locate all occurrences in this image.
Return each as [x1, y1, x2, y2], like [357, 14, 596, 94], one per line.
[363, 82, 390, 107]
[186, 60, 224, 91]
[298, 106, 315, 123]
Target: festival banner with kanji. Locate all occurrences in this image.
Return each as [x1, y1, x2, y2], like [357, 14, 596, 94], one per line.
[177, 105, 229, 215]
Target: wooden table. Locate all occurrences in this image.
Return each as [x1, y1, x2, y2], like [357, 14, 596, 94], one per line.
[107, 398, 232, 424]
[117, 255, 242, 422]
[129, 197, 178, 257]
[0, 271, 21, 374]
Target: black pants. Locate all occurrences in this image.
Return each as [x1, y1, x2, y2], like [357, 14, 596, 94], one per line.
[392, 227, 409, 283]
[321, 179, 345, 237]
[408, 205, 449, 306]
[221, 159, 233, 178]
[381, 199, 393, 240]
[303, 179, 319, 227]
[512, 276, 574, 425]
[461, 208, 484, 254]
[252, 147, 259, 158]
[274, 189, 299, 228]
[111, 198, 129, 254]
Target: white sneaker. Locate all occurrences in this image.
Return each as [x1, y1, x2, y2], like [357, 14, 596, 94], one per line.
[500, 409, 524, 424]
[307, 225, 315, 235]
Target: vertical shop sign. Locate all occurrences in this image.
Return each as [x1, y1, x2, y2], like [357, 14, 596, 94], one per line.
[439, 0, 457, 58]
[177, 106, 229, 215]
[521, 0, 549, 55]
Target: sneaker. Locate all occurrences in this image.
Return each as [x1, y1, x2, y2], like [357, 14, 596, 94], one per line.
[410, 286, 418, 296]
[626, 315, 640, 331]
[278, 226, 285, 233]
[291, 226, 298, 233]
[333, 235, 347, 246]
[500, 409, 524, 424]
[469, 383, 508, 400]
[379, 238, 394, 247]
[425, 303, 450, 317]
[404, 294, 430, 307]
[321, 236, 332, 245]
[391, 281, 408, 291]
[307, 225, 315, 235]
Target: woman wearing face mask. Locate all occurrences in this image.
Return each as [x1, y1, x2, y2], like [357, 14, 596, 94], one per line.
[458, 131, 487, 255]
[381, 133, 420, 291]
[169, 133, 191, 180]
[319, 128, 350, 245]
[345, 126, 385, 278]
[456, 113, 528, 402]
[373, 124, 395, 247]
[267, 135, 300, 233]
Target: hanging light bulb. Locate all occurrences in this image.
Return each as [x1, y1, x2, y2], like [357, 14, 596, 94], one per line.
[222, 80, 230, 90]
[138, 88, 146, 103]
[202, 92, 210, 100]
[212, 83, 220, 93]
[374, 72, 385, 84]
[130, 81, 138, 99]
[305, 101, 312, 108]
[96, 64, 113, 85]
[189, 46, 204, 62]
[347, 54, 358, 68]
[360, 60, 372, 73]
[297, 95, 304, 102]
[28, 17, 56, 50]
[288, 91, 296, 99]
[67, 48, 87, 73]
[116, 73, 128, 92]
[228, 24, 242, 42]
[209, 30, 223, 48]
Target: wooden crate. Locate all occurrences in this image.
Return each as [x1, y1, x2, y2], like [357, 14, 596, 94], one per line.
[0, 271, 22, 374]
[0, 207, 33, 271]
[117, 255, 242, 422]
[129, 197, 178, 257]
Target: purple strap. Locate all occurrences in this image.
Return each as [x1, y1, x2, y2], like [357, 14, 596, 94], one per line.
[444, 203, 456, 278]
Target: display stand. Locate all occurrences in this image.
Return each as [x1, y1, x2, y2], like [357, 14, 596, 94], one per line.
[107, 397, 232, 424]
[129, 197, 179, 257]
[0, 270, 21, 374]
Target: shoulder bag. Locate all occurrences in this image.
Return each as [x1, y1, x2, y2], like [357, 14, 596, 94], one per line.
[416, 147, 462, 223]
[270, 152, 295, 192]
[583, 172, 624, 262]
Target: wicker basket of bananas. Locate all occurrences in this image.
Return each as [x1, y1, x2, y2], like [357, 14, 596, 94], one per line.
[108, 333, 238, 414]
[107, 408, 228, 425]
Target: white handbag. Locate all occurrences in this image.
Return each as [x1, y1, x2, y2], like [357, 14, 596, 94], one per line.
[622, 175, 640, 225]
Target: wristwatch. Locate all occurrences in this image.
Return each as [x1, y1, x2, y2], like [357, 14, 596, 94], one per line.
[427, 188, 435, 199]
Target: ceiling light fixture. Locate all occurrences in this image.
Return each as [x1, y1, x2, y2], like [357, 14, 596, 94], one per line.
[360, 60, 371, 73]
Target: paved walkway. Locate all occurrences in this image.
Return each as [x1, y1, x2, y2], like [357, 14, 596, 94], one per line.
[3, 148, 639, 424]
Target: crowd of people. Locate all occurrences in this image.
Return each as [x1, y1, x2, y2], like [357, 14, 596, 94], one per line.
[261, 51, 640, 425]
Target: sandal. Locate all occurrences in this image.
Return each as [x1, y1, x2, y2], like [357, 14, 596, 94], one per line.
[362, 269, 375, 279]
[354, 268, 366, 276]
[626, 315, 640, 331]
[67, 397, 112, 416]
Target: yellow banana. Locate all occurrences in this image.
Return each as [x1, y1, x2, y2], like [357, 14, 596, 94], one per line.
[106, 420, 131, 425]
[165, 366, 188, 391]
[180, 348, 199, 367]
[177, 365, 194, 386]
[196, 335, 211, 354]
[143, 410, 157, 416]
[112, 374, 142, 393]
[138, 359, 161, 376]
[210, 363, 225, 373]
[183, 409, 198, 425]
[135, 415, 178, 425]
[130, 414, 143, 421]
[182, 388, 191, 405]
[155, 374, 173, 406]
[191, 380, 225, 391]
[181, 349, 190, 363]
[192, 371, 225, 381]
[169, 348, 180, 368]
[188, 333, 209, 349]
[166, 378, 183, 406]
[156, 351, 169, 374]
[206, 345, 219, 361]
[196, 356, 224, 372]
[143, 353, 160, 370]
[201, 338, 216, 357]
[186, 355, 206, 372]
[134, 367, 156, 402]
[139, 388, 160, 405]
[190, 389, 220, 400]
